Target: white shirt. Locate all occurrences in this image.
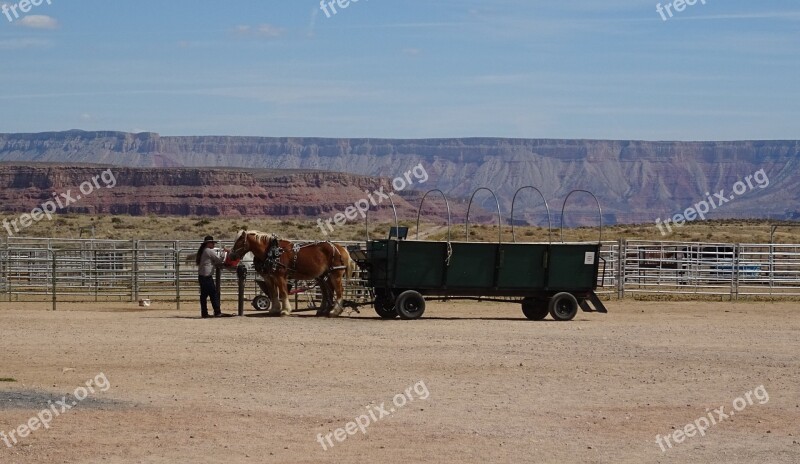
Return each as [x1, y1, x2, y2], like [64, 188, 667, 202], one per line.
[198, 247, 225, 277]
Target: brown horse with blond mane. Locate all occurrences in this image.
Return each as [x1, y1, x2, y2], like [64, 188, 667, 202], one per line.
[229, 230, 354, 317]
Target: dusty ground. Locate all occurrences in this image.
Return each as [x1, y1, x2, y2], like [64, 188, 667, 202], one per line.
[0, 299, 798, 464]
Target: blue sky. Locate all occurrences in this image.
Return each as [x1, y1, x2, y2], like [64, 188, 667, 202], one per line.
[0, 0, 798, 140]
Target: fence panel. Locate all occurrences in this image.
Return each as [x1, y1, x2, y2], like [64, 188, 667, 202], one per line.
[623, 241, 738, 297]
[736, 244, 800, 296]
[4, 247, 53, 301]
[596, 241, 619, 296]
[53, 248, 134, 302]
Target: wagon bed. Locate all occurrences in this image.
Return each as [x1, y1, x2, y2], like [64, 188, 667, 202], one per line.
[353, 187, 610, 321]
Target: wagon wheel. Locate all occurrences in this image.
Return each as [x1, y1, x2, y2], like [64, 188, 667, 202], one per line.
[521, 297, 548, 321]
[374, 297, 398, 319]
[548, 292, 579, 321]
[251, 295, 271, 312]
[395, 290, 426, 320]
[372, 289, 398, 319]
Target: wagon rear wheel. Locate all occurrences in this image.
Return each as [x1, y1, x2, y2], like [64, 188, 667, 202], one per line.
[548, 292, 579, 321]
[395, 290, 426, 320]
[521, 297, 548, 320]
[374, 297, 398, 319]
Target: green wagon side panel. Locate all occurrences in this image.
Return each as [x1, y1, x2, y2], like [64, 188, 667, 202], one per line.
[496, 244, 547, 288]
[547, 244, 598, 290]
[366, 240, 391, 288]
[393, 241, 447, 288]
[445, 243, 497, 288]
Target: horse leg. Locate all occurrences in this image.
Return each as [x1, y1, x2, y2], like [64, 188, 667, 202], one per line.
[316, 278, 331, 317]
[262, 275, 281, 315]
[278, 276, 293, 316]
[328, 272, 346, 317]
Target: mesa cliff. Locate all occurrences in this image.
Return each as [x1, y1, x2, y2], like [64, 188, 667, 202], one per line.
[1, 131, 798, 224]
[0, 165, 426, 219]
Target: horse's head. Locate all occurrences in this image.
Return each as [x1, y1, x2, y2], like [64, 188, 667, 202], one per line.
[229, 230, 252, 261]
[230, 230, 272, 261]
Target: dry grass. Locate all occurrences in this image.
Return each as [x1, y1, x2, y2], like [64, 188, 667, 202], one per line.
[1, 214, 798, 244]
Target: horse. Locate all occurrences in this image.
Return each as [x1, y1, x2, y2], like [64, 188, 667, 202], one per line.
[229, 230, 355, 317]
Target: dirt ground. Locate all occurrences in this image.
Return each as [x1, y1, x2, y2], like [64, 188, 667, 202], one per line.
[0, 299, 798, 464]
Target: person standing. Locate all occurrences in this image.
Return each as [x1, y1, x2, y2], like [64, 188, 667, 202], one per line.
[196, 235, 227, 318]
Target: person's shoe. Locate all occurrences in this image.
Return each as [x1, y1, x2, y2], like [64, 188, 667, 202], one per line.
[214, 313, 229, 317]
[201, 314, 212, 319]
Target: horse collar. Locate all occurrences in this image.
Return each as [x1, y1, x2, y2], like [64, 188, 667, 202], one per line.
[266, 236, 284, 271]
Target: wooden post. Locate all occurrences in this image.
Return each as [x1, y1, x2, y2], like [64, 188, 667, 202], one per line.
[237, 264, 247, 316]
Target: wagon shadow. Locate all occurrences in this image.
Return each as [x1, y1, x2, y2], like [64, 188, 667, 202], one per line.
[397, 316, 556, 322]
[374, 316, 562, 322]
[148, 313, 586, 322]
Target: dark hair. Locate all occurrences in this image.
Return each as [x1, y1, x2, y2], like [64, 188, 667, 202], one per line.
[195, 243, 207, 266]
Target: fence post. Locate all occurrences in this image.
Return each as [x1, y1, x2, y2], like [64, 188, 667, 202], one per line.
[617, 239, 625, 299]
[732, 243, 739, 301]
[3, 241, 10, 303]
[215, 267, 222, 310]
[132, 240, 139, 302]
[769, 241, 775, 292]
[175, 246, 181, 311]
[237, 264, 246, 316]
[94, 249, 99, 302]
[51, 250, 57, 311]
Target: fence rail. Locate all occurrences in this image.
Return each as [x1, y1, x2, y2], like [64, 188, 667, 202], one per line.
[2, 237, 800, 309]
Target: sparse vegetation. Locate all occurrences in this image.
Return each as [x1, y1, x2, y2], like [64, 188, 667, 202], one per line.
[0, 215, 797, 244]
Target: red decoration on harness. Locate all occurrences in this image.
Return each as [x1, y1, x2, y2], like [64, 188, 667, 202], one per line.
[223, 252, 241, 268]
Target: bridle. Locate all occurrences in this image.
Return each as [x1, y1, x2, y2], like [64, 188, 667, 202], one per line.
[229, 233, 251, 261]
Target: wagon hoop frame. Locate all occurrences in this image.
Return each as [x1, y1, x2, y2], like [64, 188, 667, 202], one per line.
[559, 189, 603, 244]
[415, 189, 452, 242]
[364, 193, 400, 241]
[465, 187, 502, 243]
[510, 186, 552, 244]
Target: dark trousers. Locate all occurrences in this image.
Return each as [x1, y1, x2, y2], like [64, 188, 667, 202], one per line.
[198, 275, 221, 316]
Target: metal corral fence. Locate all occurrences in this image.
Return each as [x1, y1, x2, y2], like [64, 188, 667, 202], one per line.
[0, 237, 368, 310]
[621, 240, 800, 298]
[1, 237, 798, 310]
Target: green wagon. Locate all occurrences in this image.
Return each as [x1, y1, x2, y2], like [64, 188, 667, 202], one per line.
[354, 187, 609, 321]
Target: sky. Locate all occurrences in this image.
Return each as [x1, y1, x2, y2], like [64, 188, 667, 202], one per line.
[0, 0, 798, 140]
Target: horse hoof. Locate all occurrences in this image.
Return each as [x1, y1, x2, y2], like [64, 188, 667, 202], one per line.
[280, 311, 291, 317]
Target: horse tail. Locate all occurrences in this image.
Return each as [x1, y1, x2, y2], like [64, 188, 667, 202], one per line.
[345, 251, 357, 285]
[334, 244, 356, 285]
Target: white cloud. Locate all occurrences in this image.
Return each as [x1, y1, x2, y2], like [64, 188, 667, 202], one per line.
[233, 23, 285, 39]
[17, 15, 59, 30]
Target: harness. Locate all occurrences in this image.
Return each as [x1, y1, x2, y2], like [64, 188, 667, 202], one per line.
[254, 235, 346, 277]
[251, 235, 350, 314]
